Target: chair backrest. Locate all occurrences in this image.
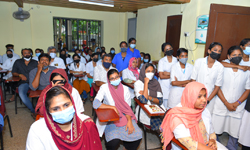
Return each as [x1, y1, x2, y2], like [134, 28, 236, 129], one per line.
[0, 86, 6, 117]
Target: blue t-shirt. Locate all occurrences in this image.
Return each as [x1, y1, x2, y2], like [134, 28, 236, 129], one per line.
[112, 53, 132, 72]
[127, 48, 141, 58]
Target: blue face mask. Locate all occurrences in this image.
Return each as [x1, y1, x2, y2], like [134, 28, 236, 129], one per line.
[110, 78, 121, 86]
[130, 44, 136, 49]
[78, 53, 81, 56]
[111, 50, 115, 54]
[43, 66, 49, 70]
[121, 48, 127, 52]
[66, 51, 68, 54]
[141, 57, 143, 61]
[103, 62, 111, 69]
[36, 53, 41, 57]
[50, 105, 75, 124]
[144, 59, 149, 63]
[243, 47, 250, 55]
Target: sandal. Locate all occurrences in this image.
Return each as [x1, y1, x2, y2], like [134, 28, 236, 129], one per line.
[5, 99, 14, 103]
[89, 96, 94, 102]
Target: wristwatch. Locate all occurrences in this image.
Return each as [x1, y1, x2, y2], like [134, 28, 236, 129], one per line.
[151, 97, 153, 102]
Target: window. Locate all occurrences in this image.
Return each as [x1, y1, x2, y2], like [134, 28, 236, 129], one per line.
[53, 17, 102, 51]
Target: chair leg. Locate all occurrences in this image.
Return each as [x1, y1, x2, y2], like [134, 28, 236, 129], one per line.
[143, 125, 147, 150]
[4, 115, 13, 137]
[15, 91, 17, 114]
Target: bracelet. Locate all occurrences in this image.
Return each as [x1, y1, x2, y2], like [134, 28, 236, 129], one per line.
[151, 97, 154, 102]
[19, 74, 22, 77]
[237, 100, 242, 105]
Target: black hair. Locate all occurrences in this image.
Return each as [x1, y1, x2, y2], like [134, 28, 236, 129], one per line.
[72, 54, 80, 60]
[75, 49, 80, 53]
[5, 44, 14, 48]
[87, 49, 92, 53]
[63, 47, 68, 51]
[45, 86, 71, 113]
[100, 51, 107, 59]
[102, 54, 112, 60]
[50, 73, 65, 81]
[161, 42, 173, 52]
[21, 48, 32, 55]
[144, 53, 151, 62]
[128, 38, 136, 44]
[110, 47, 115, 51]
[239, 38, 250, 47]
[35, 48, 41, 53]
[40, 49, 44, 54]
[107, 69, 119, 79]
[6, 49, 13, 53]
[145, 63, 155, 71]
[38, 53, 51, 62]
[140, 52, 145, 56]
[92, 52, 99, 58]
[208, 42, 223, 51]
[227, 46, 242, 55]
[176, 48, 188, 57]
[119, 41, 128, 47]
[101, 46, 105, 50]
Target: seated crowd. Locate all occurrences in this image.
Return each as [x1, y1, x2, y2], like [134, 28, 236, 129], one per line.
[0, 37, 250, 150]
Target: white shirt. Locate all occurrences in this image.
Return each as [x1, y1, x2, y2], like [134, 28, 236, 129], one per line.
[69, 62, 88, 81]
[72, 87, 85, 113]
[168, 62, 193, 108]
[223, 57, 250, 67]
[86, 61, 96, 77]
[0, 57, 18, 79]
[134, 80, 164, 126]
[93, 64, 114, 83]
[0, 55, 2, 64]
[80, 56, 87, 65]
[32, 56, 38, 61]
[85, 55, 90, 62]
[49, 57, 66, 69]
[97, 59, 102, 66]
[26, 113, 90, 150]
[213, 67, 250, 118]
[66, 57, 73, 65]
[94, 83, 131, 137]
[191, 57, 224, 112]
[158, 56, 178, 99]
[2, 52, 20, 64]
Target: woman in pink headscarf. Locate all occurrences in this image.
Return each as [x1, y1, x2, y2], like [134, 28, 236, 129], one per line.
[93, 69, 142, 150]
[160, 82, 227, 150]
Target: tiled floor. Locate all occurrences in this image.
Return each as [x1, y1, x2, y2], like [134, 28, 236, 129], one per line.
[2, 93, 241, 150]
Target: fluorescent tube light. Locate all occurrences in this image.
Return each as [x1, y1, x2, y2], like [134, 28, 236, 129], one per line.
[69, 0, 114, 7]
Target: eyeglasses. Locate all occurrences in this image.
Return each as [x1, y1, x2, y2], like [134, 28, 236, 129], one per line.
[109, 76, 120, 81]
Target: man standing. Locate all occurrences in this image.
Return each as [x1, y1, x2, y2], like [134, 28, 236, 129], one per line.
[12, 48, 38, 118]
[47, 46, 66, 69]
[29, 53, 56, 91]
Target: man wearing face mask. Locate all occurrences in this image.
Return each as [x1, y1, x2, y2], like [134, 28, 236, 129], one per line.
[191, 42, 224, 113]
[47, 46, 66, 69]
[94, 54, 115, 87]
[167, 48, 193, 109]
[109, 47, 116, 60]
[29, 53, 56, 91]
[12, 48, 38, 118]
[2, 44, 20, 64]
[32, 48, 41, 61]
[127, 38, 141, 67]
[112, 41, 132, 73]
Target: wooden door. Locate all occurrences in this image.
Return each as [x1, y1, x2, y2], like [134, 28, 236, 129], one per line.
[205, 4, 250, 61]
[166, 15, 182, 57]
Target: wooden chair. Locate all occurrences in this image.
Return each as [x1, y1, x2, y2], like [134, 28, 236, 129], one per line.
[14, 87, 31, 114]
[171, 137, 188, 150]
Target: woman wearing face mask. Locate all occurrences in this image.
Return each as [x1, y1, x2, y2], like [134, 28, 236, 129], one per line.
[112, 41, 132, 73]
[158, 42, 178, 109]
[97, 51, 106, 66]
[221, 38, 250, 71]
[35, 69, 84, 117]
[69, 54, 90, 102]
[191, 42, 224, 113]
[127, 38, 141, 68]
[109, 47, 116, 60]
[134, 63, 164, 131]
[26, 86, 102, 150]
[160, 82, 227, 150]
[168, 48, 193, 109]
[86, 53, 98, 101]
[122, 57, 140, 111]
[212, 46, 250, 150]
[94, 47, 101, 60]
[93, 69, 142, 150]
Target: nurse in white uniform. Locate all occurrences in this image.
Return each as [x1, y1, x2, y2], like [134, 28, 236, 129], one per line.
[191, 42, 224, 113]
[168, 48, 193, 109]
[212, 46, 250, 150]
[158, 42, 178, 108]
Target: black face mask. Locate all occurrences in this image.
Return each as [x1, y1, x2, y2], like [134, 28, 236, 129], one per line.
[74, 59, 80, 63]
[93, 58, 98, 62]
[209, 51, 221, 60]
[165, 50, 174, 56]
[230, 57, 242, 65]
[7, 54, 13, 58]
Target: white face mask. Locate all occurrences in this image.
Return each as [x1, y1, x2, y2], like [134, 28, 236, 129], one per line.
[50, 53, 56, 59]
[23, 57, 31, 61]
[145, 72, 154, 80]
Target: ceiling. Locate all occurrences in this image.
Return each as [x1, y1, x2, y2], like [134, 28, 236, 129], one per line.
[1, 0, 190, 12]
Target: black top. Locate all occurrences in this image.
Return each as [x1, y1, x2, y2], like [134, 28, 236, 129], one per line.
[245, 93, 250, 112]
[12, 58, 38, 85]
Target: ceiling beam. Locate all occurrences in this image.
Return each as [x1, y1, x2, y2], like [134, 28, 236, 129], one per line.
[14, 0, 23, 7]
